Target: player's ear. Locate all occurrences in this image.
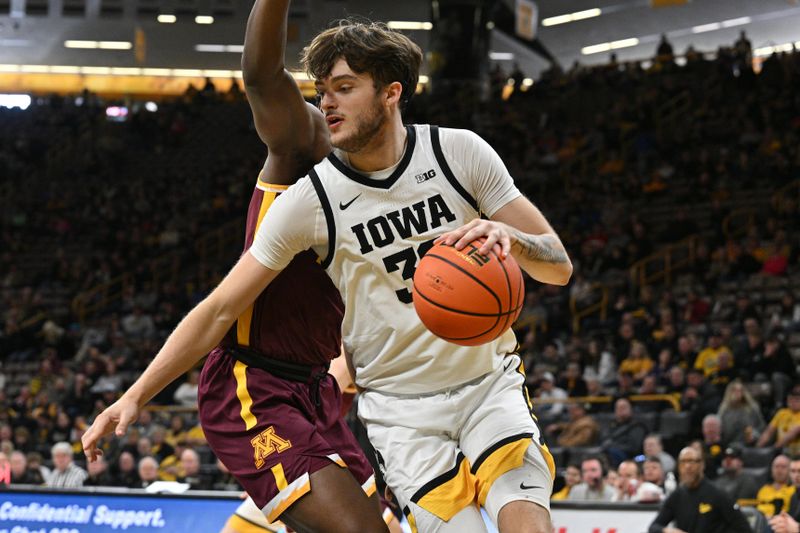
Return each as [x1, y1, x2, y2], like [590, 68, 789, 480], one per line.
[384, 81, 403, 108]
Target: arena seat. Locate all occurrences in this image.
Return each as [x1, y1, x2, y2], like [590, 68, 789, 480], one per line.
[741, 447, 777, 468]
[657, 411, 690, 439]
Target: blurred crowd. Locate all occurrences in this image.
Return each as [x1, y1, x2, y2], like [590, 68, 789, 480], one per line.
[0, 35, 799, 519]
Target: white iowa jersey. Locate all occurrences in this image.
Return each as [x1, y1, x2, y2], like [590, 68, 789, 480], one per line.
[307, 124, 520, 394]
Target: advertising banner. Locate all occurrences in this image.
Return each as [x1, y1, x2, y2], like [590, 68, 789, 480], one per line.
[0, 490, 239, 533]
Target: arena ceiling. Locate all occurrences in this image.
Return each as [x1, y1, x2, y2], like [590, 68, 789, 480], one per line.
[0, 0, 799, 80]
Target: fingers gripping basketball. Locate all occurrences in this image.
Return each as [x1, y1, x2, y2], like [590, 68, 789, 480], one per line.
[412, 239, 525, 346]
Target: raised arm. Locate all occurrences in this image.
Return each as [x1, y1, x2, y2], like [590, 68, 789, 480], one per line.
[241, 0, 317, 152]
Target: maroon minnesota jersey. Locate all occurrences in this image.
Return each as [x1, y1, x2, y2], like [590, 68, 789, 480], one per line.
[222, 177, 344, 365]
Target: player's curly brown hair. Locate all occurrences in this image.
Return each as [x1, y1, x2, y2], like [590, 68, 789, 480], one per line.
[301, 19, 423, 110]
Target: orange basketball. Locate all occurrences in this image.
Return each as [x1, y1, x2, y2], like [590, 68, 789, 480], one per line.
[412, 239, 525, 346]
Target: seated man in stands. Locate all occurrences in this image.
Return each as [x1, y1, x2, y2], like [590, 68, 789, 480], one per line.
[758, 384, 800, 456]
[643, 434, 676, 473]
[177, 448, 214, 490]
[601, 397, 648, 465]
[768, 456, 800, 533]
[701, 414, 725, 479]
[643, 456, 666, 490]
[614, 459, 664, 502]
[757, 454, 795, 518]
[567, 456, 615, 501]
[546, 402, 599, 447]
[713, 445, 758, 501]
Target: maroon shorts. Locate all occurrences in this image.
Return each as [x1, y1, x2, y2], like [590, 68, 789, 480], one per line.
[198, 348, 376, 522]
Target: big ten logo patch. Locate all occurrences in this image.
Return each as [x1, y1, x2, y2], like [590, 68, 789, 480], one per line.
[251, 426, 292, 469]
[415, 169, 437, 183]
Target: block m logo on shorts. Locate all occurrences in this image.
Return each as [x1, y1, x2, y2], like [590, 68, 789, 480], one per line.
[251, 426, 292, 469]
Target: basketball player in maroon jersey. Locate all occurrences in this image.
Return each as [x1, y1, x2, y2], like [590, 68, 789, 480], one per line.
[82, 0, 389, 531]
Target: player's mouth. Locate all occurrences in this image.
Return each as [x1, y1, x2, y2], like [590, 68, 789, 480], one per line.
[326, 115, 344, 131]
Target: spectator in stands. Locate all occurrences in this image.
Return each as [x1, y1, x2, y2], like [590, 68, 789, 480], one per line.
[212, 458, 241, 492]
[173, 369, 199, 407]
[752, 336, 797, 408]
[718, 379, 765, 446]
[26, 452, 50, 483]
[675, 335, 698, 370]
[137, 456, 160, 489]
[769, 292, 800, 333]
[121, 306, 155, 340]
[648, 446, 750, 533]
[701, 414, 725, 479]
[83, 455, 113, 486]
[614, 459, 664, 502]
[682, 368, 721, 432]
[655, 34, 674, 65]
[757, 454, 795, 518]
[769, 456, 800, 533]
[758, 385, 800, 456]
[535, 371, 568, 418]
[110, 451, 140, 488]
[559, 362, 588, 397]
[643, 456, 666, 489]
[602, 398, 648, 465]
[643, 435, 676, 474]
[148, 425, 174, 462]
[694, 329, 732, 378]
[9, 450, 42, 484]
[177, 448, 213, 490]
[546, 402, 599, 447]
[568, 456, 615, 501]
[619, 341, 654, 384]
[46, 441, 87, 488]
[552, 463, 581, 500]
[713, 445, 759, 501]
[583, 336, 617, 386]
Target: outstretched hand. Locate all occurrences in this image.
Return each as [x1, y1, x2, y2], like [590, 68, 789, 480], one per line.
[434, 219, 513, 258]
[81, 397, 140, 463]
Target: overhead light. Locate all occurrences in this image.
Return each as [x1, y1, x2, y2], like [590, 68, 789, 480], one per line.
[80, 66, 111, 75]
[64, 40, 98, 49]
[194, 44, 243, 53]
[0, 65, 20, 72]
[157, 14, 176, 23]
[145, 102, 158, 112]
[111, 67, 142, 75]
[172, 69, 204, 77]
[0, 94, 32, 110]
[204, 69, 236, 77]
[387, 21, 433, 30]
[64, 40, 131, 50]
[142, 68, 171, 76]
[195, 15, 214, 24]
[610, 37, 639, 49]
[542, 8, 601, 27]
[581, 42, 612, 55]
[692, 22, 721, 33]
[50, 65, 81, 74]
[289, 71, 311, 81]
[522, 78, 534, 87]
[754, 42, 795, 57]
[20, 65, 49, 73]
[581, 37, 638, 55]
[721, 16, 751, 27]
[98, 41, 132, 50]
[489, 52, 515, 60]
[418, 75, 429, 83]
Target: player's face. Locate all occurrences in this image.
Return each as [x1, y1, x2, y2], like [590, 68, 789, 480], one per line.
[316, 58, 388, 153]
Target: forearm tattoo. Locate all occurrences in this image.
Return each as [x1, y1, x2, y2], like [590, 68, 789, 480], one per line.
[513, 232, 569, 264]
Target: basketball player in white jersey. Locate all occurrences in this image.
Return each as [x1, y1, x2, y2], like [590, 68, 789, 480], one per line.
[82, 20, 571, 533]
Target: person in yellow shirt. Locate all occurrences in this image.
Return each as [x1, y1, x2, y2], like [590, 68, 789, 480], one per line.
[552, 464, 581, 500]
[694, 330, 732, 378]
[758, 386, 800, 456]
[618, 341, 654, 382]
[757, 454, 795, 517]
